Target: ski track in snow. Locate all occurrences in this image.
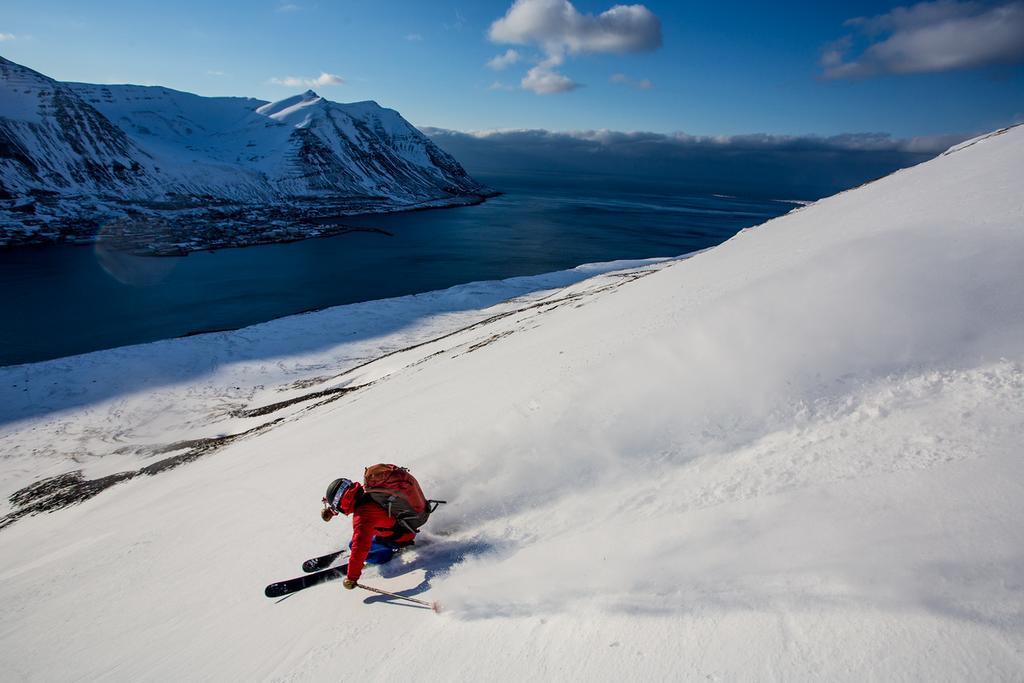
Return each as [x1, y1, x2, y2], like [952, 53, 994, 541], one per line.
[0, 257, 674, 517]
[0, 125, 1023, 680]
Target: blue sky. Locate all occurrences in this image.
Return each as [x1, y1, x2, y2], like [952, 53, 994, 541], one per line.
[2, 1, 1022, 138]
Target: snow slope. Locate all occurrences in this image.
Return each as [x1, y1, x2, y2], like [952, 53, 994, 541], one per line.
[0, 125, 1023, 679]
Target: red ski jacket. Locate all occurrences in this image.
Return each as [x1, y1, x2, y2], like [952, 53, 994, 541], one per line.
[347, 498, 415, 581]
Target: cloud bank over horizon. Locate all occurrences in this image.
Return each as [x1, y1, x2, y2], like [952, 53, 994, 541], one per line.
[424, 126, 971, 198]
[823, 0, 1024, 78]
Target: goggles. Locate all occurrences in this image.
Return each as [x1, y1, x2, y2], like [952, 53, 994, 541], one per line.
[323, 478, 352, 515]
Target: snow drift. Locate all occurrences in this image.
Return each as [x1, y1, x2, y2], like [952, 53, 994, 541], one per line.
[0, 125, 1022, 679]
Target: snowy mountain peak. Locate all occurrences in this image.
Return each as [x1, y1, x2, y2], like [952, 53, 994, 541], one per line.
[0, 57, 493, 252]
[260, 94, 329, 126]
[254, 89, 325, 118]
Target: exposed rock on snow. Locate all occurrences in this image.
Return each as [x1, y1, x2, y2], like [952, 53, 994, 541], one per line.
[0, 125, 1022, 679]
[0, 57, 493, 253]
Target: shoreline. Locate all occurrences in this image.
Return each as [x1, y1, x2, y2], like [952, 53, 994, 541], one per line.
[0, 189, 502, 257]
[0, 184, 789, 368]
[0, 254, 676, 370]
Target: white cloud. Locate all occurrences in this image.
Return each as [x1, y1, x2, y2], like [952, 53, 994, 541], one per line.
[490, 0, 661, 58]
[269, 72, 345, 88]
[0, 33, 17, 41]
[488, 81, 516, 91]
[820, 36, 852, 71]
[406, 33, 424, 41]
[487, 48, 522, 70]
[276, 3, 301, 12]
[847, 0, 980, 33]
[206, 70, 227, 77]
[521, 65, 579, 94]
[610, 73, 653, 89]
[489, 0, 661, 94]
[823, 1, 1024, 78]
[311, 73, 345, 86]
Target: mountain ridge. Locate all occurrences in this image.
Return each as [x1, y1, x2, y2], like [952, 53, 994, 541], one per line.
[0, 56, 494, 254]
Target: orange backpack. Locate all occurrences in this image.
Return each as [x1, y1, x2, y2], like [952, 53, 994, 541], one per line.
[363, 464, 444, 535]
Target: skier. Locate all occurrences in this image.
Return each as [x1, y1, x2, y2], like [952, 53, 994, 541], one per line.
[321, 471, 422, 590]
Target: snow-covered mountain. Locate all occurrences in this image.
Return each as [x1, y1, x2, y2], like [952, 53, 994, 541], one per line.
[0, 57, 160, 198]
[0, 125, 1022, 679]
[0, 57, 492, 253]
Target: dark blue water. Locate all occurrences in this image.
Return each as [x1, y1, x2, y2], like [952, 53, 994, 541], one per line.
[0, 171, 795, 366]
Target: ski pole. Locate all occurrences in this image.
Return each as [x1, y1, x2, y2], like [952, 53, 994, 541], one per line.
[356, 582, 441, 612]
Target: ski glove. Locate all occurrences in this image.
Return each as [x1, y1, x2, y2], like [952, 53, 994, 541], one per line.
[343, 578, 357, 590]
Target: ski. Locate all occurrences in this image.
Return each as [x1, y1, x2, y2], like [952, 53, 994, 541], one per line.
[265, 563, 348, 598]
[302, 549, 347, 573]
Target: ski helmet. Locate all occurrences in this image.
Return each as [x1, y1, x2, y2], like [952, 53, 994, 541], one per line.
[325, 477, 353, 513]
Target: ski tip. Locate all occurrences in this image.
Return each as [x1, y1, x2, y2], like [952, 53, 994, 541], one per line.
[432, 601, 443, 614]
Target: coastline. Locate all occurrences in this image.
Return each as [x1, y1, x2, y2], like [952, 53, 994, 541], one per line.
[0, 189, 501, 257]
[0, 184, 792, 368]
[0, 253, 673, 371]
